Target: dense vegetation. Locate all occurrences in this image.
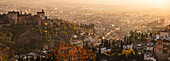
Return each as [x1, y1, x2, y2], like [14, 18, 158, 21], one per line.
[0, 25, 46, 54]
[95, 39, 144, 61]
[126, 30, 149, 41]
[35, 19, 94, 42]
[0, 19, 94, 56]
[0, 28, 14, 47]
[46, 42, 96, 61]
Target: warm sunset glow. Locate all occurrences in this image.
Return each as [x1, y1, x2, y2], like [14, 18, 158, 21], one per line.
[147, 0, 168, 5]
[137, 0, 169, 8]
[94, 0, 170, 9]
[0, 0, 170, 61]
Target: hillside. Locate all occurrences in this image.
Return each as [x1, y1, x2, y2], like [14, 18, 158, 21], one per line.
[0, 19, 94, 54]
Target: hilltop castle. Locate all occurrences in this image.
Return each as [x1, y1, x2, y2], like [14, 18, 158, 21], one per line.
[0, 9, 50, 27]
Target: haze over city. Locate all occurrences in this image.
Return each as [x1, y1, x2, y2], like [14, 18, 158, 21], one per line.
[0, 0, 170, 61]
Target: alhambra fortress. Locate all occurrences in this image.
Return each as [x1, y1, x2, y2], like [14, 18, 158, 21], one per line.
[0, 9, 51, 27]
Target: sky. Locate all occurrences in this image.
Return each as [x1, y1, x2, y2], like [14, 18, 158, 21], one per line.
[1, 0, 170, 11]
[1, 0, 170, 6]
[55, 0, 170, 8]
[83, 0, 170, 6]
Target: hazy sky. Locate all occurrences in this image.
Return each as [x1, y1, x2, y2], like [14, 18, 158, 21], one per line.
[1, 0, 170, 10]
[78, 0, 170, 6]
[54, 0, 170, 8]
[1, 0, 170, 6]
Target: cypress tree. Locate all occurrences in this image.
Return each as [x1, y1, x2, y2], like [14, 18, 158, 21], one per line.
[85, 41, 88, 49]
[130, 31, 134, 40]
[36, 56, 40, 61]
[108, 41, 111, 48]
[20, 56, 23, 61]
[91, 43, 95, 52]
[112, 40, 115, 47]
[26, 56, 28, 61]
[101, 39, 104, 44]
[30, 56, 34, 61]
[121, 40, 123, 50]
[104, 40, 108, 48]
[150, 33, 152, 37]
[99, 46, 101, 56]
[18, 56, 22, 61]
[83, 41, 85, 48]
[127, 37, 129, 45]
[124, 35, 127, 43]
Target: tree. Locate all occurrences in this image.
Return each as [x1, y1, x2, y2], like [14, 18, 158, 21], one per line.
[108, 41, 111, 48]
[26, 56, 28, 61]
[112, 40, 115, 47]
[30, 56, 34, 61]
[104, 40, 108, 48]
[99, 46, 101, 56]
[0, 32, 15, 47]
[127, 38, 129, 45]
[124, 35, 127, 43]
[91, 43, 95, 52]
[141, 33, 144, 41]
[36, 56, 40, 61]
[121, 40, 123, 50]
[129, 31, 134, 40]
[0, 44, 15, 61]
[46, 42, 96, 61]
[150, 33, 153, 37]
[85, 41, 89, 49]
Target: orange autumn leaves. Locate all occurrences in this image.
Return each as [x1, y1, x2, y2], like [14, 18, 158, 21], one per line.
[46, 42, 96, 61]
[0, 46, 15, 61]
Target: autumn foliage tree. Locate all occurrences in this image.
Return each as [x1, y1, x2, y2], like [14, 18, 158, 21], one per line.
[46, 42, 96, 61]
[0, 44, 15, 61]
[0, 29, 15, 61]
[35, 19, 92, 43]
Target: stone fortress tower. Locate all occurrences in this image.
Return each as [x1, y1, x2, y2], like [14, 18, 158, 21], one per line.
[7, 11, 19, 24]
[37, 9, 45, 20]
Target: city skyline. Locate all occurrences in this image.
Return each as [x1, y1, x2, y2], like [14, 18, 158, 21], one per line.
[0, 0, 169, 61]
